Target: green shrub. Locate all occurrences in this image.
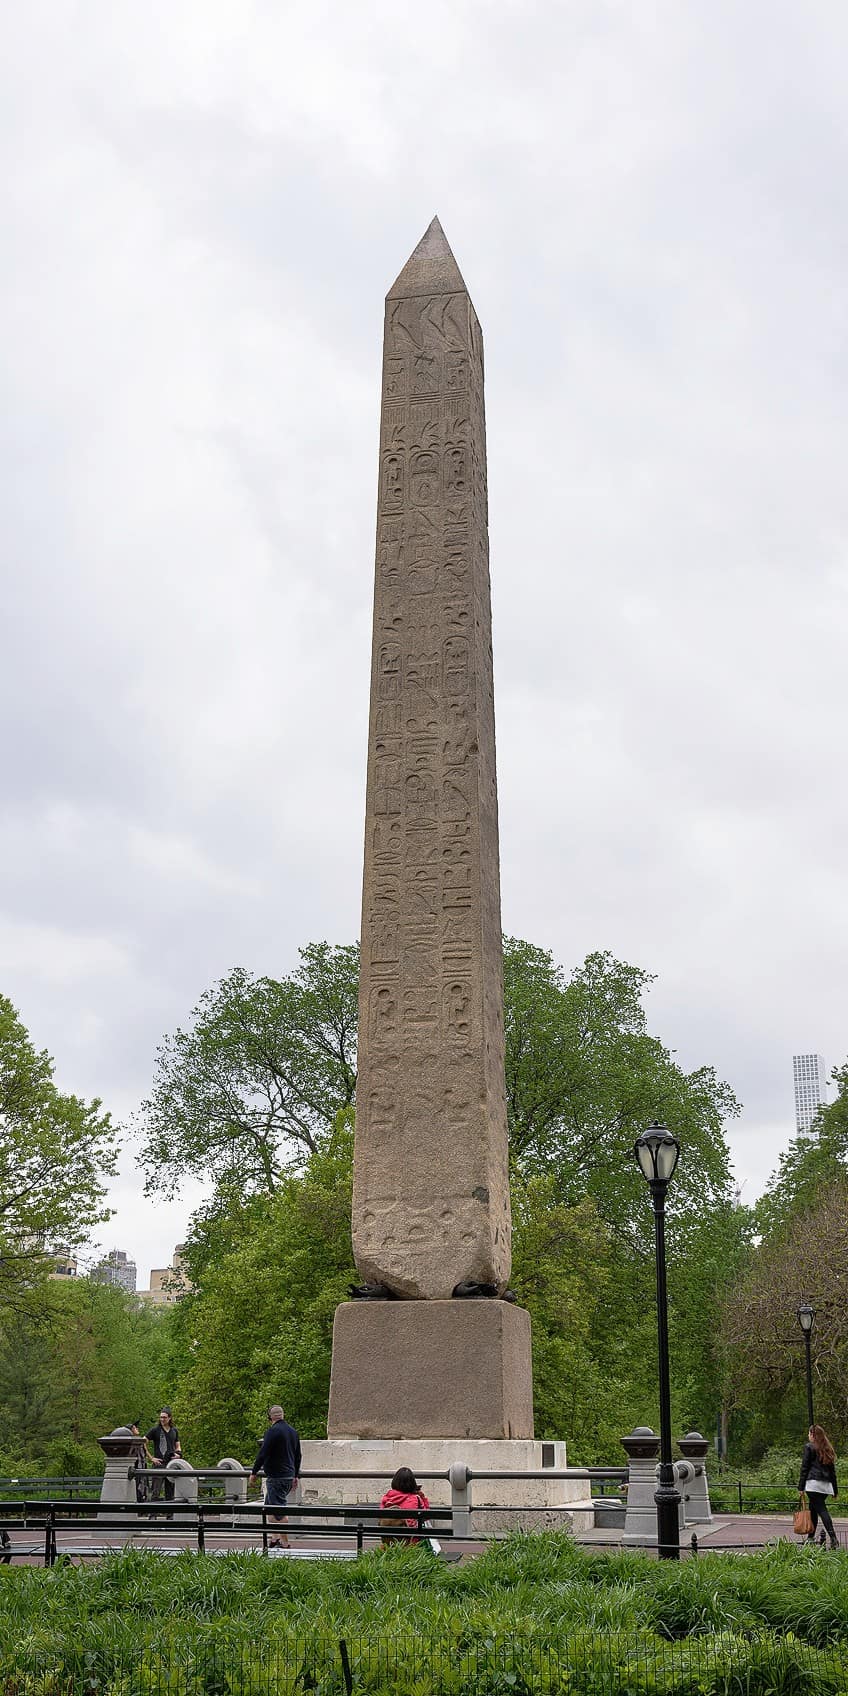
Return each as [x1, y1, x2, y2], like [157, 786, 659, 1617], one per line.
[0, 1540, 847, 1692]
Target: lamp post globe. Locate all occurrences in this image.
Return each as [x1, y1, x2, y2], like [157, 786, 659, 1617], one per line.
[634, 1119, 681, 1560]
[634, 1121, 681, 1188]
[797, 1305, 815, 1428]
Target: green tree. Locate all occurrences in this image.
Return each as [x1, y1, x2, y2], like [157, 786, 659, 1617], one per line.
[140, 940, 737, 1231]
[754, 1063, 848, 1242]
[153, 940, 742, 1459]
[504, 941, 737, 1252]
[510, 1180, 625, 1455]
[0, 1278, 171, 1475]
[167, 1114, 356, 1461]
[721, 1178, 848, 1449]
[0, 995, 117, 1312]
[138, 945, 358, 1199]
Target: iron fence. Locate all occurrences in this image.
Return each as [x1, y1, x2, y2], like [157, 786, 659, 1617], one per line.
[711, 1479, 848, 1517]
[0, 1496, 456, 1564]
[1, 1632, 846, 1693]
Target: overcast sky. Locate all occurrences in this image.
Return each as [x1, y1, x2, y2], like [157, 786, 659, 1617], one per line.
[3, 1, 847, 1282]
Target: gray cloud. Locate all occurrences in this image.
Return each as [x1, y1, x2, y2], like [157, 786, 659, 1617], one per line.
[2, 0, 847, 1276]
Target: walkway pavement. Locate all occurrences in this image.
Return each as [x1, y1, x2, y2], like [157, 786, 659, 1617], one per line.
[579, 1512, 843, 1553]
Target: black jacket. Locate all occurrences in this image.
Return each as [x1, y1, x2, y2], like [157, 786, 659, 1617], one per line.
[146, 1422, 181, 1463]
[799, 1443, 838, 1496]
[252, 1419, 301, 1482]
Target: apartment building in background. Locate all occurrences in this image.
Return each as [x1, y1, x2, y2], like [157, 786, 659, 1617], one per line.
[91, 1247, 138, 1293]
[49, 1244, 77, 1279]
[793, 1053, 828, 1133]
[137, 1244, 191, 1306]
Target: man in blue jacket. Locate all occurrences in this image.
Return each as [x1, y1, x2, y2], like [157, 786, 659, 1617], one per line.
[249, 1405, 302, 1547]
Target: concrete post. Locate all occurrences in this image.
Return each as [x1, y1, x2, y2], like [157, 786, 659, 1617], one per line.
[449, 1462, 472, 1538]
[98, 1427, 143, 1515]
[677, 1431, 712, 1525]
[216, 1458, 248, 1507]
[673, 1459, 696, 1525]
[166, 1456, 198, 1518]
[216, 1457, 251, 1526]
[621, 1427, 661, 1546]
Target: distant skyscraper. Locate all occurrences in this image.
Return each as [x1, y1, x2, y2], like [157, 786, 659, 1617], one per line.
[793, 1054, 828, 1133]
[91, 1248, 137, 1293]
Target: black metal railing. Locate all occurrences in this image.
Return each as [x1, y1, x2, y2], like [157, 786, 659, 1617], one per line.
[711, 1479, 848, 1516]
[0, 1496, 455, 1565]
[0, 1631, 845, 1694]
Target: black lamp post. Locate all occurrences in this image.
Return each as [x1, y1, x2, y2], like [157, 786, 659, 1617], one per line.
[797, 1305, 815, 1429]
[634, 1119, 681, 1560]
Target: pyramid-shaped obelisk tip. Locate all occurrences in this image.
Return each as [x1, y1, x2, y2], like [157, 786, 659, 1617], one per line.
[387, 215, 469, 300]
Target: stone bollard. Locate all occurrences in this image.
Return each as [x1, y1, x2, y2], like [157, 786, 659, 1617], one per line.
[98, 1427, 144, 1516]
[621, 1427, 661, 1546]
[216, 1457, 250, 1525]
[449, 1462, 472, 1539]
[216, 1458, 248, 1507]
[673, 1458, 697, 1523]
[166, 1456, 198, 1520]
[677, 1431, 712, 1525]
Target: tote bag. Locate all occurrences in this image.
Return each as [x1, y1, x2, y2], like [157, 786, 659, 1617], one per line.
[793, 1494, 813, 1536]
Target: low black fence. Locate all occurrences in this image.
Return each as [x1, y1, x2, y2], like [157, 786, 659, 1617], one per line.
[2, 1632, 846, 1694]
[711, 1480, 848, 1516]
[0, 1497, 455, 1565]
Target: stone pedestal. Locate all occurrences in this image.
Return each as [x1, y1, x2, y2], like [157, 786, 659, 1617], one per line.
[327, 1301, 533, 1440]
[300, 1437, 594, 1536]
[98, 1427, 143, 1517]
[621, 1426, 684, 1547]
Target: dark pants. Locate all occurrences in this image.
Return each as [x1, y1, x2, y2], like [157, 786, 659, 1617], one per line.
[265, 1476, 293, 1525]
[151, 1471, 175, 1503]
[808, 1493, 836, 1541]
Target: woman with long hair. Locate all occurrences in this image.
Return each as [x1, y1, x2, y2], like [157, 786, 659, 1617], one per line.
[799, 1424, 839, 1549]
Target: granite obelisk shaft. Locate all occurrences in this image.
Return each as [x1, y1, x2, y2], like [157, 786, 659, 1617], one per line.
[352, 218, 512, 1300]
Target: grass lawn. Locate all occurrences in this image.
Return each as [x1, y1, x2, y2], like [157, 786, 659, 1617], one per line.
[2, 1535, 848, 1691]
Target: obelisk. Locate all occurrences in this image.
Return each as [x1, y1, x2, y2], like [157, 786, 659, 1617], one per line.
[327, 219, 533, 1440]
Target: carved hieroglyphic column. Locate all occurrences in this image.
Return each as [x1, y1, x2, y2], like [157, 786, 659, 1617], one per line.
[352, 218, 512, 1302]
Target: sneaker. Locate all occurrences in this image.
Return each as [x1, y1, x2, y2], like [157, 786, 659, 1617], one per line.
[830, 1536, 839, 1550]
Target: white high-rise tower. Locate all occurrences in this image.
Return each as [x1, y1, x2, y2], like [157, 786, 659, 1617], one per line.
[793, 1054, 828, 1132]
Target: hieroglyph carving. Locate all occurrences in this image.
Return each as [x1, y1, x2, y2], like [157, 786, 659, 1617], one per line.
[353, 221, 512, 1299]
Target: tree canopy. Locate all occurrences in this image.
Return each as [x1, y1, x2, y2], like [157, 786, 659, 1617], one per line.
[0, 994, 117, 1311]
[141, 937, 742, 1462]
[0, 1277, 171, 1476]
[717, 1067, 848, 1452]
[503, 941, 737, 1252]
[137, 944, 358, 1198]
[139, 939, 737, 1232]
[753, 1063, 848, 1243]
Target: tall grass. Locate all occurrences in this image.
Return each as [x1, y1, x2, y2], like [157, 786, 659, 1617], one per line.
[1, 1537, 847, 1647]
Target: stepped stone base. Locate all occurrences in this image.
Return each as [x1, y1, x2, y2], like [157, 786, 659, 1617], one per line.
[327, 1300, 534, 1440]
[300, 1438, 594, 1536]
